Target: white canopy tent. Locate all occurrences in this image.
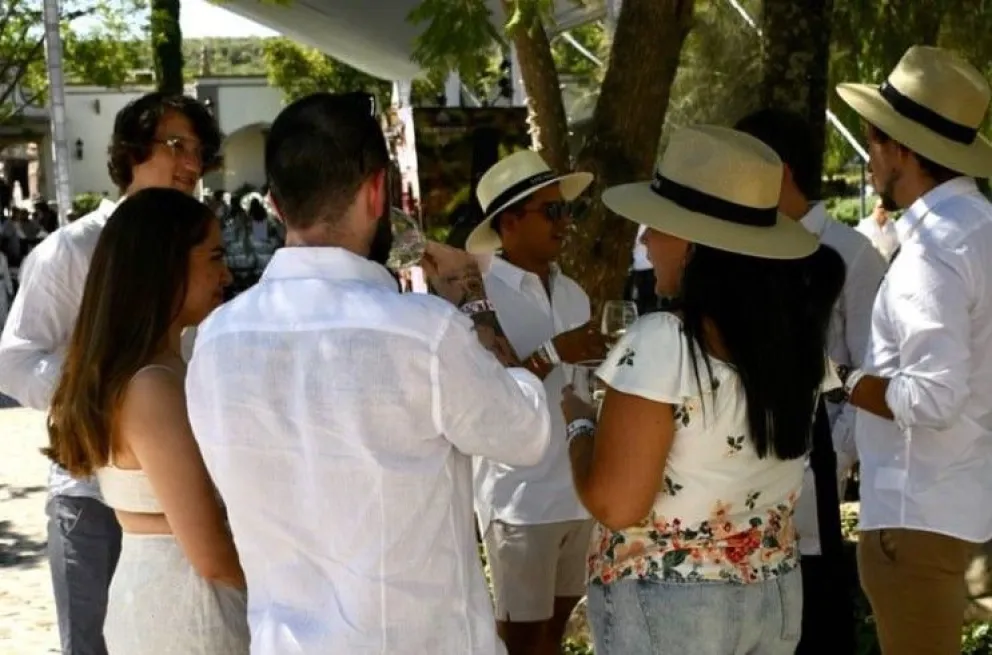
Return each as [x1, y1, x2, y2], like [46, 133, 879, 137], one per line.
[217, 0, 606, 82]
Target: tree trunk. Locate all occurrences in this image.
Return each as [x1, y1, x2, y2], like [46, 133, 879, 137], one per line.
[759, 0, 834, 199]
[503, 0, 571, 173]
[151, 0, 184, 95]
[564, 0, 696, 310]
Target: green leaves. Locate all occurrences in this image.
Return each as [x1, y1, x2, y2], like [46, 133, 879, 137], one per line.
[262, 38, 392, 106]
[408, 0, 503, 81]
[0, 0, 146, 124]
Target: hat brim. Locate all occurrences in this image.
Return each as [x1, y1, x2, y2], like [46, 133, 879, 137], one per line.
[602, 183, 819, 260]
[836, 83, 992, 178]
[465, 171, 594, 254]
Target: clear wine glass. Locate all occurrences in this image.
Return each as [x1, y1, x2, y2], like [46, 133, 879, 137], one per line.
[571, 360, 606, 411]
[601, 300, 639, 347]
[386, 207, 427, 271]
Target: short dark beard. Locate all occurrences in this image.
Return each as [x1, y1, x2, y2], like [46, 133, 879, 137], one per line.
[879, 170, 902, 211]
[367, 209, 393, 266]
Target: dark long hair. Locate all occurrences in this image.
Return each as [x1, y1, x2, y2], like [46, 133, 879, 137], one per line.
[45, 188, 216, 476]
[679, 243, 845, 460]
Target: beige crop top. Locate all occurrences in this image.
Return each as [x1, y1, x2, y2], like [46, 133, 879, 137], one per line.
[95, 364, 179, 515]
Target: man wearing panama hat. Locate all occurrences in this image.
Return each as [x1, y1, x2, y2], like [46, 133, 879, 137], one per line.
[466, 150, 607, 655]
[834, 45, 992, 654]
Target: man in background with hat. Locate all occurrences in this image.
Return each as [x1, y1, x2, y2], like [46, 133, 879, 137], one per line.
[836, 45, 992, 654]
[466, 150, 606, 655]
[735, 107, 886, 653]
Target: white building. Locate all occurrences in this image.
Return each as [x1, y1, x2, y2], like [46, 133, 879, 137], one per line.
[63, 75, 284, 198]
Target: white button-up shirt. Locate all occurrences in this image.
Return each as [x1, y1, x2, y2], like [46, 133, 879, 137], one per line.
[473, 257, 590, 534]
[857, 177, 992, 543]
[795, 203, 886, 555]
[186, 247, 551, 655]
[0, 201, 118, 500]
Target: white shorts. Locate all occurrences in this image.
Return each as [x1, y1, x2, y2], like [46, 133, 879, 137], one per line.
[484, 519, 594, 622]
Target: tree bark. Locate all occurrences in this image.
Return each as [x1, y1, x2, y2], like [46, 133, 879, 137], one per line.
[151, 0, 184, 96]
[758, 0, 834, 199]
[503, 0, 571, 173]
[564, 0, 696, 310]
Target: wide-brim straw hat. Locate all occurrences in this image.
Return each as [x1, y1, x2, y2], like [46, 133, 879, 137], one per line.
[465, 150, 593, 254]
[836, 45, 992, 177]
[602, 125, 818, 260]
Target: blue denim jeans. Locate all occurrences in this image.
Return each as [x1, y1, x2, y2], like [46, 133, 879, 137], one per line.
[587, 568, 803, 655]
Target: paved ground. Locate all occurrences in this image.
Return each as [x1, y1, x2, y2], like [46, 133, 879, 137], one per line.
[0, 407, 60, 653]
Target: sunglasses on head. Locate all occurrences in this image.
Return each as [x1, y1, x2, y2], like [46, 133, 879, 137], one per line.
[329, 91, 376, 118]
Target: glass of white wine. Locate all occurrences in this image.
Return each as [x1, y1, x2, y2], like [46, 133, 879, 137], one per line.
[601, 300, 639, 347]
[386, 207, 427, 271]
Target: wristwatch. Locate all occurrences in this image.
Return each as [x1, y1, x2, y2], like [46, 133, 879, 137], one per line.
[826, 364, 864, 403]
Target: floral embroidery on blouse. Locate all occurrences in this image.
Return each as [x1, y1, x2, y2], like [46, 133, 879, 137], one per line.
[588, 492, 800, 585]
[592, 312, 804, 588]
[725, 435, 745, 455]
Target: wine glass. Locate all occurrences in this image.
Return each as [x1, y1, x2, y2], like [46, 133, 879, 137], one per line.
[386, 207, 427, 271]
[601, 300, 639, 347]
[571, 360, 607, 411]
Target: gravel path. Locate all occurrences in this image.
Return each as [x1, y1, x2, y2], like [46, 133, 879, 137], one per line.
[0, 407, 60, 653]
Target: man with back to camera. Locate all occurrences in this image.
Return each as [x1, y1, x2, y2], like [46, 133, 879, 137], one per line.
[465, 150, 608, 655]
[185, 92, 553, 654]
[736, 107, 887, 653]
[0, 92, 221, 654]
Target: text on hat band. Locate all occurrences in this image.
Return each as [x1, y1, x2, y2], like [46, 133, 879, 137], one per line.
[486, 170, 558, 215]
[879, 80, 978, 145]
[650, 174, 777, 227]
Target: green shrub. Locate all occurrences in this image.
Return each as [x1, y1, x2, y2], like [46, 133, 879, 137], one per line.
[825, 195, 874, 227]
[71, 192, 104, 216]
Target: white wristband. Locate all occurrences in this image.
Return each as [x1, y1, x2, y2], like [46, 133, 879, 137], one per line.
[844, 368, 867, 396]
[460, 299, 495, 316]
[566, 418, 596, 446]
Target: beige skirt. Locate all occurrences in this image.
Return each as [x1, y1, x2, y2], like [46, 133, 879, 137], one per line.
[104, 534, 250, 654]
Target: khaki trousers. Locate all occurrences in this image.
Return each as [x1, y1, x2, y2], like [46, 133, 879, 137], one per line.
[858, 528, 980, 655]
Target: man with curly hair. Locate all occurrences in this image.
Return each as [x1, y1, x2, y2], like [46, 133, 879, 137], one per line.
[0, 92, 220, 655]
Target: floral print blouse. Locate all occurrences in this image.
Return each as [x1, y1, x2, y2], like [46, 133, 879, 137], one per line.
[590, 312, 804, 586]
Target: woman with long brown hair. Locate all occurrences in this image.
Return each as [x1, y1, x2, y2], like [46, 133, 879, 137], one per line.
[46, 188, 246, 653]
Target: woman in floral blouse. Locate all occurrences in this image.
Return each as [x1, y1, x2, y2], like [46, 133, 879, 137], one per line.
[563, 125, 845, 654]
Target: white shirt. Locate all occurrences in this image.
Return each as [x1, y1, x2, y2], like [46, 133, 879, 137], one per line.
[473, 257, 590, 533]
[857, 177, 992, 543]
[857, 215, 900, 261]
[588, 312, 803, 584]
[794, 203, 886, 555]
[186, 247, 551, 655]
[0, 202, 118, 500]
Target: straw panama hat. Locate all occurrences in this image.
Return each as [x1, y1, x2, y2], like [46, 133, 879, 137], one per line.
[465, 150, 593, 254]
[836, 45, 992, 177]
[602, 125, 818, 260]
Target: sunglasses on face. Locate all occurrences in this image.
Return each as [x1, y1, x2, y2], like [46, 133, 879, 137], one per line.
[523, 200, 572, 221]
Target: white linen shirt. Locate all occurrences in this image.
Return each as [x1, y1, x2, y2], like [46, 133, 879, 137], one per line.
[186, 247, 551, 655]
[794, 203, 886, 556]
[856, 177, 992, 543]
[0, 201, 118, 500]
[473, 257, 590, 533]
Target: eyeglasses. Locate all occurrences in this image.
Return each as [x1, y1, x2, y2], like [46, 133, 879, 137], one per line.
[154, 136, 203, 163]
[523, 200, 572, 222]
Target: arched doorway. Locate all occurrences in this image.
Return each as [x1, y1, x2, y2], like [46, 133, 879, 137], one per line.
[208, 122, 270, 194]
